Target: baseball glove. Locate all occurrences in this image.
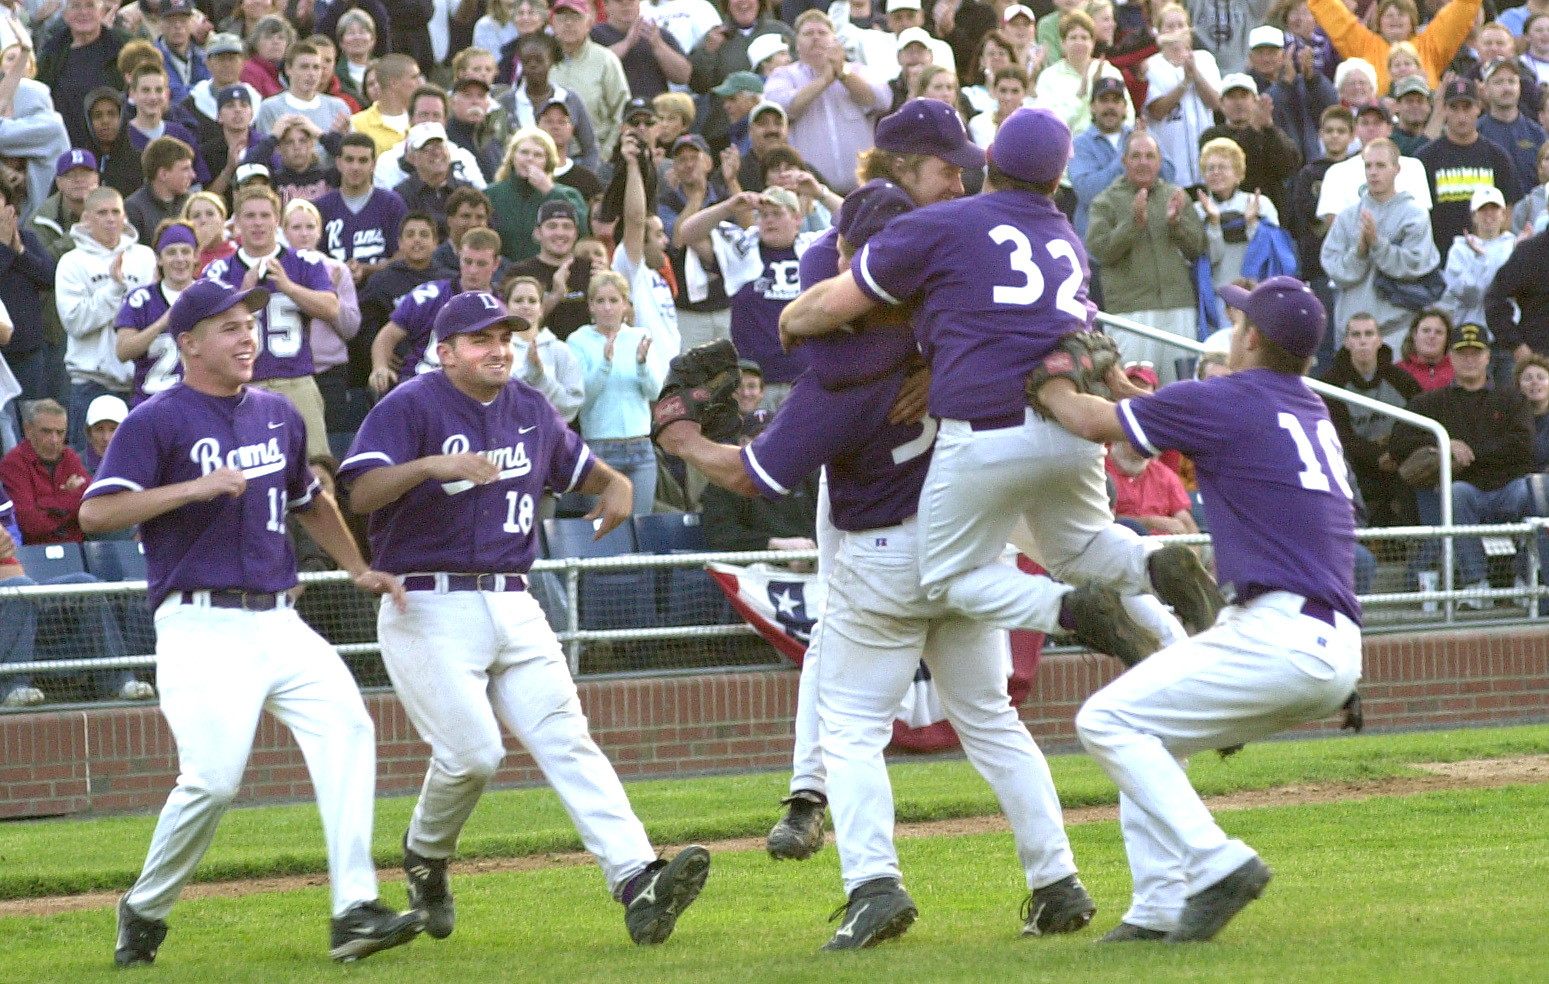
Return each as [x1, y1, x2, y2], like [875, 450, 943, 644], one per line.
[1025, 331, 1122, 419]
[652, 339, 744, 444]
[1398, 446, 1441, 488]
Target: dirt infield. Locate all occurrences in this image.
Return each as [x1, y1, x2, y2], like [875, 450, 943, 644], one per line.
[6, 754, 1546, 919]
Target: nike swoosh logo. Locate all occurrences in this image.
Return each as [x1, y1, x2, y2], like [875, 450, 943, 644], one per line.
[518, 425, 537, 434]
[268, 421, 283, 429]
[834, 902, 869, 938]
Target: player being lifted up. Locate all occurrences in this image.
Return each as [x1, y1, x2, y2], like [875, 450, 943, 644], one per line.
[655, 180, 1169, 950]
[780, 107, 1224, 652]
[81, 280, 424, 967]
[1046, 277, 1363, 943]
[337, 291, 712, 948]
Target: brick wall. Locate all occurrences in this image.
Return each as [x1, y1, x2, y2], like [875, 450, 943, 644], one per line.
[3, 626, 1548, 820]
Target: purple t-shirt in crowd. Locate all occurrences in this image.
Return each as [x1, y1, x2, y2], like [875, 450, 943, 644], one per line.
[852, 189, 1096, 421]
[82, 385, 320, 610]
[316, 188, 408, 264]
[743, 371, 935, 532]
[1118, 369, 1361, 623]
[203, 247, 333, 379]
[337, 370, 594, 575]
[388, 279, 458, 380]
[115, 282, 185, 405]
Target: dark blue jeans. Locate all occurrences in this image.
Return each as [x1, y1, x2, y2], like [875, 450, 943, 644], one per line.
[1413, 478, 1546, 586]
[1, 572, 132, 701]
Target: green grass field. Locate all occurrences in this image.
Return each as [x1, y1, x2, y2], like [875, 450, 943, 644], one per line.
[3, 725, 1549, 983]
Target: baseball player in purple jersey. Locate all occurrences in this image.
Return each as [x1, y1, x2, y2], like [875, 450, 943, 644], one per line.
[337, 291, 712, 947]
[80, 279, 425, 966]
[366, 226, 502, 395]
[1043, 277, 1362, 943]
[780, 107, 1221, 647]
[202, 186, 337, 459]
[659, 182, 1162, 949]
[114, 222, 199, 405]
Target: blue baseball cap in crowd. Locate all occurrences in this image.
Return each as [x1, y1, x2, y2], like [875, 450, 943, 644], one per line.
[988, 107, 1072, 184]
[433, 290, 530, 343]
[1217, 276, 1326, 358]
[56, 149, 97, 177]
[874, 98, 985, 170]
[837, 179, 914, 248]
[168, 279, 270, 336]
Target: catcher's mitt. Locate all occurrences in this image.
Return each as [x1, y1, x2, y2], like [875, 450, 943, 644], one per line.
[1025, 331, 1121, 419]
[651, 339, 744, 444]
[1398, 446, 1440, 488]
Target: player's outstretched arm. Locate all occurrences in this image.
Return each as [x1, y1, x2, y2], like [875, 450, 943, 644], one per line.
[80, 467, 248, 534]
[656, 420, 759, 497]
[291, 490, 408, 611]
[576, 458, 634, 539]
[344, 453, 501, 514]
[778, 271, 876, 348]
[1037, 376, 1127, 445]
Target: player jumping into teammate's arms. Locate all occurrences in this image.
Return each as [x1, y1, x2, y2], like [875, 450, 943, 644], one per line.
[1041, 277, 1363, 942]
[336, 291, 711, 949]
[80, 280, 425, 966]
[779, 107, 1224, 657]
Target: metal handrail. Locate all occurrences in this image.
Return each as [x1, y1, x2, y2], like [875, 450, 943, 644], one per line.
[1096, 310, 1459, 619]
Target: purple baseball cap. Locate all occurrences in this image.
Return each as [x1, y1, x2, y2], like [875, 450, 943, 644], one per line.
[1217, 276, 1326, 358]
[874, 99, 985, 171]
[836, 179, 915, 249]
[987, 107, 1072, 184]
[433, 290, 530, 343]
[56, 149, 97, 177]
[167, 279, 270, 336]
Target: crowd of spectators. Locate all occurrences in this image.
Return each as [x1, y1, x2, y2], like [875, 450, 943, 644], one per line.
[5, 0, 1549, 702]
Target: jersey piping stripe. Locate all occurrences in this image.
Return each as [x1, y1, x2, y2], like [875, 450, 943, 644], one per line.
[742, 446, 788, 496]
[1118, 398, 1160, 457]
[86, 476, 146, 495]
[339, 450, 395, 470]
[565, 446, 593, 493]
[288, 477, 321, 511]
[856, 243, 902, 306]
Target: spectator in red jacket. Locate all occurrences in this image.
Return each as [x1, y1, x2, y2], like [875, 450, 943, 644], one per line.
[0, 399, 93, 545]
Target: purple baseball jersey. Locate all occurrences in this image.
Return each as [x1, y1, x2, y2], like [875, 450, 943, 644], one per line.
[852, 189, 1096, 421]
[316, 188, 408, 264]
[336, 371, 594, 575]
[1118, 369, 1361, 623]
[82, 385, 320, 610]
[203, 247, 333, 379]
[388, 279, 457, 380]
[115, 283, 185, 406]
[743, 370, 935, 532]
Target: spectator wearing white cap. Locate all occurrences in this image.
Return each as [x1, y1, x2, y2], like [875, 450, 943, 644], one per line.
[1439, 186, 1516, 340]
[372, 86, 489, 192]
[81, 393, 126, 475]
[877, 0, 956, 77]
[886, 26, 940, 110]
[181, 33, 265, 150]
[746, 29, 795, 78]
[393, 122, 474, 237]
[1418, 77, 1525, 255]
[1244, 23, 1339, 168]
[1199, 71, 1302, 216]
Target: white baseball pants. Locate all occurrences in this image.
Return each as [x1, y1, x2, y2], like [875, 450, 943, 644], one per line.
[919, 411, 1157, 627]
[1076, 592, 1362, 931]
[378, 588, 656, 897]
[815, 518, 1078, 895]
[126, 599, 380, 919]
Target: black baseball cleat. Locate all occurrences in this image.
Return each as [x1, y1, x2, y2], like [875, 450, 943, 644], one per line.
[623, 846, 712, 945]
[1060, 584, 1160, 668]
[403, 837, 455, 939]
[1165, 856, 1273, 943]
[821, 877, 918, 951]
[1099, 922, 1168, 943]
[1148, 545, 1226, 635]
[1020, 874, 1096, 937]
[328, 900, 425, 962]
[767, 790, 827, 861]
[114, 896, 168, 967]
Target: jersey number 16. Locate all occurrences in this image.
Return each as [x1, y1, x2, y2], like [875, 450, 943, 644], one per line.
[1279, 413, 1354, 500]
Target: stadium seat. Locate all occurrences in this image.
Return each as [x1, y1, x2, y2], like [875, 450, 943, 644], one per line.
[83, 541, 148, 582]
[633, 513, 737, 627]
[541, 518, 656, 631]
[14, 543, 87, 581]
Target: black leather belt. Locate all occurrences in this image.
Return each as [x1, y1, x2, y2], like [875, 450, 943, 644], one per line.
[179, 590, 289, 611]
[401, 573, 527, 593]
[968, 411, 1026, 431]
